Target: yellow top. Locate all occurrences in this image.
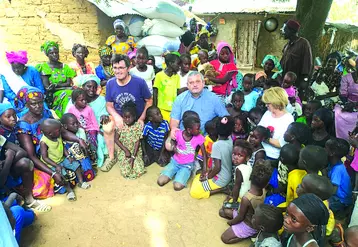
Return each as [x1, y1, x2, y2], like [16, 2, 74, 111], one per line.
[105, 35, 136, 55]
[153, 71, 180, 112]
[40, 135, 64, 166]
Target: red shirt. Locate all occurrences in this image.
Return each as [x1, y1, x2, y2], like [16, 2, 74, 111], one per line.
[210, 60, 238, 95]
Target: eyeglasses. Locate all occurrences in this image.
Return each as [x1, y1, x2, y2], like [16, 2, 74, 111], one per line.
[113, 66, 127, 71]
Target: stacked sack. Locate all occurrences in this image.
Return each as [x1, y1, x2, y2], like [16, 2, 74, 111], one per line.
[134, 0, 186, 68]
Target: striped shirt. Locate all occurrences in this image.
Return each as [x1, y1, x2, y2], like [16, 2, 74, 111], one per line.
[143, 120, 170, 150]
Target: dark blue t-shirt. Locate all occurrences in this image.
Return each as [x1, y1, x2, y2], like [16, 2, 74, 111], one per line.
[328, 162, 353, 205]
[105, 75, 151, 117]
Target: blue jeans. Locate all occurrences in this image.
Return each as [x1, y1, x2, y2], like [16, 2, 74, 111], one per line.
[161, 158, 194, 186]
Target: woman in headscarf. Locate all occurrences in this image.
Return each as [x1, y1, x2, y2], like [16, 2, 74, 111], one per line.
[16, 86, 86, 201]
[0, 51, 45, 109]
[187, 29, 216, 59]
[106, 19, 136, 55]
[95, 46, 114, 96]
[35, 41, 76, 118]
[260, 54, 282, 81]
[69, 43, 95, 77]
[284, 194, 329, 247]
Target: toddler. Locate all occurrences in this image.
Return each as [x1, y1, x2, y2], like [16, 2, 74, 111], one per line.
[241, 73, 259, 112]
[232, 115, 248, 142]
[129, 46, 155, 94]
[153, 53, 181, 121]
[248, 126, 269, 166]
[325, 138, 353, 214]
[157, 113, 205, 191]
[190, 116, 234, 199]
[142, 106, 170, 167]
[296, 100, 322, 126]
[40, 119, 90, 201]
[67, 89, 99, 162]
[195, 49, 209, 72]
[220, 162, 272, 244]
[252, 204, 283, 247]
[226, 91, 245, 118]
[115, 101, 145, 179]
[61, 113, 95, 181]
[283, 122, 312, 150]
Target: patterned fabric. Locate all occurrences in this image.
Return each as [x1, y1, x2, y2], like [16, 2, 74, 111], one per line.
[15, 86, 44, 108]
[98, 46, 112, 57]
[32, 168, 55, 199]
[142, 120, 169, 150]
[6, 50, 28, 65]
[69, 61, 95, 77]
[105, 35, 136, 55]
[116, 122, 145, 179]
[40, 41, 59, 54]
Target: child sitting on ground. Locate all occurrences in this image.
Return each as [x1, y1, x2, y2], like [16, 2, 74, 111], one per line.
[220, 162, 272, 244]
[232, 115, 248, 142]
[311, 108, 334, 147]
[158, 113, 205, 191]
[296, 100, 322, 126]
[40, 119, 90, 201]
[251, 204, 283, 247]
[60, 113, 95, 181]
[115, 101, 145, 179]
[325, 138, 353, 215]
[129, 46, 155, 94]
[311, 71, 339, 109]
[153, 53, 181, 122]
[248, 126, 269, 166]
[67, 89, 99, 163]
[283, 122, 312, 150]
[142, 106, 170, 167]
[226, 91, 246, 118]
[190, 116, 234, 199]
[247, 107, 265, 131]
[284, 194, 329, 247]
[241, 73, 259, 112]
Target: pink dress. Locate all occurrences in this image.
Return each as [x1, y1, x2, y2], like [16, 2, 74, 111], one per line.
[284, 86, 302, 106]
[68, 105, 99, 131]
[173, 130, 205, 164]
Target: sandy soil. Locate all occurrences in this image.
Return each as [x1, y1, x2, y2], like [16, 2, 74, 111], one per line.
[21, 164, 251, 247]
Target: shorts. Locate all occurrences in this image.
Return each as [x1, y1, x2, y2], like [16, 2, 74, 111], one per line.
[49, 158, 81, 176]
[161, 158, 194, 186]
[231, 210, 257, 238]
[190, 174, 222, 199]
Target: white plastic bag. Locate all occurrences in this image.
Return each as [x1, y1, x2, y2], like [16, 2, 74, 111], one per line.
[137, 35, 180, 56]
[142, 19, 185, 38]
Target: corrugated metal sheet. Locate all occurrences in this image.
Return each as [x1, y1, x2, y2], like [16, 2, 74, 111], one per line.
[86, 0, 143, 17]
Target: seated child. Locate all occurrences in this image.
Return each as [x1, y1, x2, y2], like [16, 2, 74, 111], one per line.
[115, 102, 145, 179]
[241, 73, 259, 112]
[178, 54, 192, 91]
[190, 116, 234, 199]
[220, 161, 272, 244]
[40, 119, 90, 201]
[157, 113, 205, 191]
[296, 174, 335, 237]
[248, 126, 269, 166]
[247, 107, 265, 131]
[326, 138, 353, 214]
[232, 115, 248, 142]
[311, 71, 339, 109]
[67, 89, 99, 163]
[129, 46, 155, 94]
[226, 91, 246, 118]
[283, 122, 312, 150]
[142, 106, 170, 167]
[153, 53, 181, 121]
[284, 194, 329, 247]
[296, 100, 322, 126]
[60, 113, 95, 181]
[252, 204, 283, 247]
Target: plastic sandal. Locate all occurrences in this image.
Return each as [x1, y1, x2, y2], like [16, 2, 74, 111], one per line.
[26, 200, 52, 212]
[67, 192, 77, 202]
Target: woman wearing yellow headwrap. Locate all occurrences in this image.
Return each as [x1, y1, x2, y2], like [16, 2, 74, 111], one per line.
[95, 46, 114, 96]
[186, 29, 216, 57]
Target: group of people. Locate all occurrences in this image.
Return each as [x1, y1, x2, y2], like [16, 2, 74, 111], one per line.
[1, 17, 358, 247]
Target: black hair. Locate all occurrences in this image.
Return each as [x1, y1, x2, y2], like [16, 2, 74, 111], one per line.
[301, 174, 334, 201]
[136, 46, 149, 58]
[216, 116, 235, 137]
[60, 113, 77, 125]
[122, 101, 137, 118]
[205, 117, 218, 136]
[253, 126, 271, 140]
[280, 144, 300, 167]
[299, 145, 328, 172]
[145, 105, 159, 121]
[71, 88, 86, 102]
[307, 100, 322, 110]
[285, 71, 297, 83]
[198, 49, 208, 57]
[180, 53, 191, 63]
[234, 139, 253, 157]
[243, 73, 254, 82]
[40, 118, 61, 130]
[164, 53, 180, 66]
[325, 138, 350, 158]
[111, 54, 131, 68]
[313, 108, 334, 134]
[250, 160, 273, 188]
[248, 107, 265, 122]
[287, 122, 312, 145]
[72, 43, 89, 58]
[234, 115, 248, 134]
[182, 110, 199, 121]
[265, 78, 280, 88]
[255, 204, 283, 233]
[231, 91, 244, 103]
[183, 115, 201, 130]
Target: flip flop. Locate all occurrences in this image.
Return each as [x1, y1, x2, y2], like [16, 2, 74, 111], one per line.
[25, 200, 52, 212]
[331, 223, 345, 247]
[78, 182, 91, 189]
[67, 192, 76, 202]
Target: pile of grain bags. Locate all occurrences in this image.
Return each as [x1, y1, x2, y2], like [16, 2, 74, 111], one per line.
[134, 0, 185, 68]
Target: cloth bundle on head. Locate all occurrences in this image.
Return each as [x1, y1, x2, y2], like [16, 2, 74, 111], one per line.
[113, 19, 126, 29]
[75, 74, 101, 87]
[286, 19, 300, 32]
[15, 86, 44, 108]
[255, 71, 267, 81]
[261, 55, 283, 79]
[41, 41, 59, 54]
[5, 51, 28, 65]
[98, 46, 112, 57]
[0, 103, 14, 116]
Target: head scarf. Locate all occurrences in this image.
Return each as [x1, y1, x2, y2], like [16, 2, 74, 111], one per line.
[5, 51, 28, 65]
[40, 41, 59, 54]
[113, 19, 126, 29]
[217, 41, 235, 64]
[75, 74, 101, 87]
[98, 46, 112, 57]
[255, 71, 267, 81]
[314, 108, 333, 128]
[0, 103, 14, 117]
[15, 86, 44, 109]
[261, 54, 283, 79]
[195, 29, 210, 41]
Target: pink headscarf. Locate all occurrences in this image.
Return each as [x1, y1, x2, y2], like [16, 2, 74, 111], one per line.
[216, 41, 237, 89]
[6, 50, 28, 65]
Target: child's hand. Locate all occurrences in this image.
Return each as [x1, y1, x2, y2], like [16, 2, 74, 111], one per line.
[55, 166, 62, 174]
[15, 194, 24, 206]
[124, 150, 131, 158]
[227, 220, 234, 226]
[199, 172, 207, 181]
[130, 157, 135, 168]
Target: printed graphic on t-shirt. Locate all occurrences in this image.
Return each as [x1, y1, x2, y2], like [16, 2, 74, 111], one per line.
[115, 92, 136, 110]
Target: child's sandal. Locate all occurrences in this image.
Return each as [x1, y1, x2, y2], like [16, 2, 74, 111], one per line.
[78, 182, 91, 189]
[67, 192, 76, 201]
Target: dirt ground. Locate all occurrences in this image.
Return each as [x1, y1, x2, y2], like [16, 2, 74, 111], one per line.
[21, 164, 251, 247]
